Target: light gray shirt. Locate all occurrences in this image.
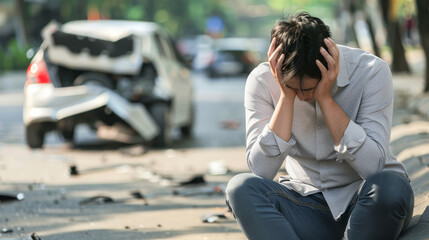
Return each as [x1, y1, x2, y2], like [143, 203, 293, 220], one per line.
[244, 45, 408, 220]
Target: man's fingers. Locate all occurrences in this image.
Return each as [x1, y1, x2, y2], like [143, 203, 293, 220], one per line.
[275, 54, 285, 80]
[320, 47, 335, 69]
[267, 37, 277, 58]
[269, 43, 283, 61]
[269, 43, 283, 73]
[325, 38, 339, 60]
[316, 59, 327, 77]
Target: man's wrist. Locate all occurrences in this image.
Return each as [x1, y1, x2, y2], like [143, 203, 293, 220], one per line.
[280, 92, 296, 104]
[316, 95, 334, 107]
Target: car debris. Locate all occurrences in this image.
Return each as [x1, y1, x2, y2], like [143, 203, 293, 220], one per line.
[130, 191, 149, 206]
[79, 195, 114, 205]
[0, 233, 42, 240]
[208, 160, 229, 175]
[119, 145, 147, 157]
[221, 120, 240, 129]
[179, 175, 206, 186]
[0, 193, 25, 203]
[1, 227, 13, 233]
[202, 213, 228, 223]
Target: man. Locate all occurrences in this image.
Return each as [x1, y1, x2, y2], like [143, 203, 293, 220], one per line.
[225, 12, 414, 240]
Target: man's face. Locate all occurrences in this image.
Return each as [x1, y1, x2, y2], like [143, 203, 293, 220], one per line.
[284, 76, 319, 102]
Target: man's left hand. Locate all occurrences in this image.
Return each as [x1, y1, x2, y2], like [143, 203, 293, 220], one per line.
[314, 37, 340, 103]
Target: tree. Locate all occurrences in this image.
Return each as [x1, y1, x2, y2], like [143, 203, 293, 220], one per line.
[379, 0, 410, 72]
[415, 0, 429, 92]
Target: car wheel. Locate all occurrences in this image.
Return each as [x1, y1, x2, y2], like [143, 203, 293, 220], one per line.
[73, 73, 113, 89]
[149, 102, 171, 148]
[180, 103, 194, 137]
[26, 124, 45, 149]
[60, 127, 75, 142]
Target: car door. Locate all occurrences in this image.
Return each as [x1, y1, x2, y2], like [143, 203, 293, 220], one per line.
[153, 30, 192, 127]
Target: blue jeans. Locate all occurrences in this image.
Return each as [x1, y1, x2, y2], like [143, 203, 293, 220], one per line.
[225, 171, 414, 240]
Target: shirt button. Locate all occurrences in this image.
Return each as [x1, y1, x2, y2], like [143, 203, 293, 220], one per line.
[322, 177, 326, 182]
[323, 188, 328, 192]
[317, 125, 321, 129]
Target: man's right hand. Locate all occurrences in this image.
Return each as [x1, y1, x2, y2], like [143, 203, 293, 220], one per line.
[268, 37, 297, 100]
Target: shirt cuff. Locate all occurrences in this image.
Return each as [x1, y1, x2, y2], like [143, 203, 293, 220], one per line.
[258, 125, 297, 157]
[334, 120, 367, 163]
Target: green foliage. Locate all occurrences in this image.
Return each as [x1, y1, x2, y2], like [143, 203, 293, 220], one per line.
[0, 38, 30, 72]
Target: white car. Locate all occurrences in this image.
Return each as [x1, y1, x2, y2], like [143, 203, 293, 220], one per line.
[23, 20, 193, 148]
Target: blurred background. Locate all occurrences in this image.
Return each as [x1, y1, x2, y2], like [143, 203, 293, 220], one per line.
[0, 0, 427, 73]
[0, 0, 427, 149]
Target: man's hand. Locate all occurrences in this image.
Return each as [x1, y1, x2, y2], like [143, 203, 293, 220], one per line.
[268, 37, 296, 100]
[314, 38, 340, 103]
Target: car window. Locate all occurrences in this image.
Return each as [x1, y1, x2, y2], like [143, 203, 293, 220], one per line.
[154, 33, 167, 58]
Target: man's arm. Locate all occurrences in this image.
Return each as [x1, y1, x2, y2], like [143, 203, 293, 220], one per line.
[267, 37, 297, 142]
[315, 38, 392, 179]
[315, 37, 349, 145]
[244, 38, 297, 180]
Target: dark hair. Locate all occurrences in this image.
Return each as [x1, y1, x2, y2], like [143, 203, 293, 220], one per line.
[271, 12, 331, 84]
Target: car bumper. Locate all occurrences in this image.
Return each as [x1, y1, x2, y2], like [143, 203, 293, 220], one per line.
[23, 83, 159, 141]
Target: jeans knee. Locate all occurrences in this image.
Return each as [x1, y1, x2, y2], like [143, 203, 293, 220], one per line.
[360, 171, 413, 211]
[226, 173, 261, 204]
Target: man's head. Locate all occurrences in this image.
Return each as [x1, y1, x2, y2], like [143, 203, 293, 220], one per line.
[271, 12, 331, 101]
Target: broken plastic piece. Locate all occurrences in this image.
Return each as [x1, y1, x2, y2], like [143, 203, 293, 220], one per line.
[1, 227, 13, 233]
[221, 120, 240, 129]
[0, 193, 25, 203]
[208, 160, 228, 175]
[119, 145, 147, 157]
[179, 175, 206, 186]
[32, 233, 43, 240]
[202, 213, 227, 223]
[79, 196, 114, 205]
[130, 191, 149, 206]
[69, 165, 79, 176]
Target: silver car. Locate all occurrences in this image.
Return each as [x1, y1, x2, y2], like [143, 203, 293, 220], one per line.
[23, 20, 194, 148]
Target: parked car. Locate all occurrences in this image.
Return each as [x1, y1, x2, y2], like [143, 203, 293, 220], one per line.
[23, 20, 194, 149]
[206, 38, 267, 78]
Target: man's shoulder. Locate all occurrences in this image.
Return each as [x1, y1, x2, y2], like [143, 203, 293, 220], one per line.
[245, 62, 277, 98]
[249, 62, 272, 79]
[339, 45, 387, 68]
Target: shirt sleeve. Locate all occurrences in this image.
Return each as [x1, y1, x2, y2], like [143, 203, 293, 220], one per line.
[244, 69, 297, 180]
[334, 61, 393, 179]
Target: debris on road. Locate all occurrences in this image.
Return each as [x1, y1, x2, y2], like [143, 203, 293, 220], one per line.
[0, 233, 42, 240]
[202, 213, 228, 223]
[179, 175, 206, 186]
[208, 160, 229, 175]
[130, 191, 149, 206]
[79, 195, 114, 205]
[69, 165, 79, 176]
[0, 193, 25, 203]
[1, 227, 13, 233]
[172, 185, 225, 197]
[119, 145, 147, 157]
[221, 120, 240, 129]
[31, 233, 42, 240]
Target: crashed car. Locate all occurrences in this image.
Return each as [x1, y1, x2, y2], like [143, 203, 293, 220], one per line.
[23, 20, 194, 149]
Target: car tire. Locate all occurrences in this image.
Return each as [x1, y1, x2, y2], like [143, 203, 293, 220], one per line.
[180, 103, 194, 137]
[60, 127, 75, 142]
[149, 103, 171, 148]
[73, 73, 113, 89]
[26, 124, 45, 149]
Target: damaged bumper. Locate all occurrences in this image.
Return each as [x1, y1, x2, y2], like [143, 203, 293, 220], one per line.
[23, 83, 159, 141]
